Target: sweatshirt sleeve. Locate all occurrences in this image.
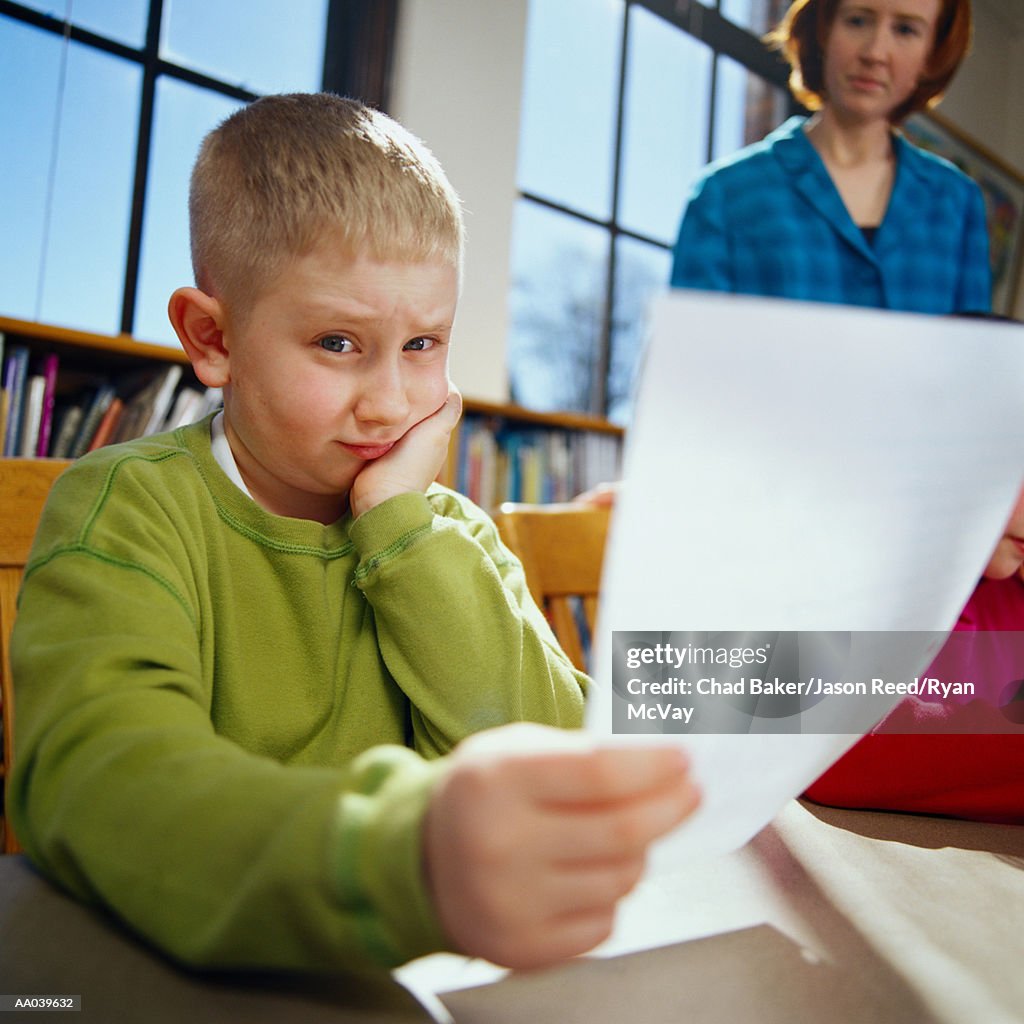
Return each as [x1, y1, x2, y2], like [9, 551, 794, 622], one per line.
[9, 484, 449, 972]
[348, 489, 589, 757]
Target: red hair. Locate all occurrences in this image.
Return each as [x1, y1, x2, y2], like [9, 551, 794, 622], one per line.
[766, 0, 973, 123]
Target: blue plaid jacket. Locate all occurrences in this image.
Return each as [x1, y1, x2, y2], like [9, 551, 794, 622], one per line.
[671, 117, 992, 314]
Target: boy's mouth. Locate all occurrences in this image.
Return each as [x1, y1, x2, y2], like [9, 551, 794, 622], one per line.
[339, 441, 396, 460]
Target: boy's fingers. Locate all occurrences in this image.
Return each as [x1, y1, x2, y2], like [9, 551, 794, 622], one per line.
[484, 908, 618, 971]
[427, 388, 462, 440]
[514, 743, 693, 806]
[545, 777, 700, 860]
[440, 385, 463, 426]
[546, 854, 647, 912]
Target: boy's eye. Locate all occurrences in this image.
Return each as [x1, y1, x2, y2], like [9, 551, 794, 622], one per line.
[404, 336, 436, 351]
[319, 335, 354, 353]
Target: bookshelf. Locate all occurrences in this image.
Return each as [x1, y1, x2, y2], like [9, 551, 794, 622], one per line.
[0, 316, 624, 506]
[0, 316, 217, 460]
[444, 399, 623, 510]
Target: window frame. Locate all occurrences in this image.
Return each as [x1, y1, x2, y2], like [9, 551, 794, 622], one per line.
[514, 0, 796, 417]
[0, 0, 397, 336]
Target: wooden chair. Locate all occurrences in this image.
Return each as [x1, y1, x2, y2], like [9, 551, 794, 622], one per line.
[494, 501, 611, 673]
[1, 458, 72, 854]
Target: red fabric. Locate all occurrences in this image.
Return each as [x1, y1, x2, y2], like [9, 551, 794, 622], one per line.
[804, 576, 1024, 824]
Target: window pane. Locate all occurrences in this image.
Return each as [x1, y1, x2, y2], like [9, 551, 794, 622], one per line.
[608, 237, 671, 425]
[134, 80, 244, 345]
[15, 0, 148, 47]
[619, 5, 712, 245]
[720, 0, 791, 35]
[507, 200, 610, 414]
[0, 19, 56, 323]
[517, 0, 623, 220]
[712, 54, 789, 161]
[161, 0, 327, 94]
[0, 21, 140, 334]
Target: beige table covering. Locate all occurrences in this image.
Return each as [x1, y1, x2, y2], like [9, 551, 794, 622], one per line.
[404, 800, 1024, 1023]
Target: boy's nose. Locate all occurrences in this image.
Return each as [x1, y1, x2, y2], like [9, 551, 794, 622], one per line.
[354, 363, 411, 427]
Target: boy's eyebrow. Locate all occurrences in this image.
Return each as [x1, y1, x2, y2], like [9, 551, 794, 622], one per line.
[302, 301, 454, 333]
[329, 316, 455, 334]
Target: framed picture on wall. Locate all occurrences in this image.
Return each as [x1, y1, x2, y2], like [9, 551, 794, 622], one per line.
[903, 110, 1024, 317]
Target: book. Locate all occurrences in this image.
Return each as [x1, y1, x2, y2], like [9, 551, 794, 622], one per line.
[194, 387, 223, 420]
[110, 374, 161, 445]
[50, 405, 84, 459]
[69, 384, 116, 458]
[162, 386, 205, 432]
[19, 374, 47, 457]
[2, 346, 30, 457]
[87, 396, 125, 451]
[0, 329, 5, 453]
[34, 353, 60, 457]
[141, 364, 183, 437]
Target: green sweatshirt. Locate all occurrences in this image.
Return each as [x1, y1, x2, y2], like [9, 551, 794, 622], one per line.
[9, 417, 588, 973]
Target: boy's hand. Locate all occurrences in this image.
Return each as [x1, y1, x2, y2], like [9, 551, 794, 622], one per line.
[423, 724, 700, 970]
[349, 386, 463, 519]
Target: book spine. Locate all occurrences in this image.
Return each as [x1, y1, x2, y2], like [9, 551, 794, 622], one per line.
[0, 329, 5, 453]
[19, 375, 47, 457]
[87, 397, 125, 451]
[34, 353, 60, 456]
[142, 365, 183, 436]
[3, 347, 30, 457]
[50, 405, 84, 459]
[70, 385, 116, 458]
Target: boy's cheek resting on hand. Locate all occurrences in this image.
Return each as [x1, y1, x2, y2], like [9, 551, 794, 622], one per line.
[349, 386, 463, 519]
[421, 723, 701, 970]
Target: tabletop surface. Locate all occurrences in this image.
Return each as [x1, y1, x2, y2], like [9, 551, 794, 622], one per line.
[0, 854, 430, 1023]
[403, 800, 1024, 1024]
[3, 800, 1023, 1023]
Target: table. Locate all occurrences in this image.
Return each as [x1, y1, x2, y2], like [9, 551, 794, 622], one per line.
[0, 855, 430, 1023]
[399, 800, 1024, 1024]
[3, 800, 1022, 1023]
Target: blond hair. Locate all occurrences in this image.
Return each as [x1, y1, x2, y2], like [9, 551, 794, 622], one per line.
[189, 93, 464, 309]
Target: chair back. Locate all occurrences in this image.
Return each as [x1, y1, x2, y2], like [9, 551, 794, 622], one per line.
[1, 458, 71, 853]
[495, 501, 611, 672]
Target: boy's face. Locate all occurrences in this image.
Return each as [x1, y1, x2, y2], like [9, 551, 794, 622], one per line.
[218, 239, 457, 523]
[984, 488, 1024, 580]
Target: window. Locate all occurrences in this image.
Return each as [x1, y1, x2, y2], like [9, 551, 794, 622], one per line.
[509, 0, 791, 423]
[0, 0, 397, 345]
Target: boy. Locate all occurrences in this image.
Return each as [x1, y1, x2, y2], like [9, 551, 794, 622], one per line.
[9, 94, 698, 974]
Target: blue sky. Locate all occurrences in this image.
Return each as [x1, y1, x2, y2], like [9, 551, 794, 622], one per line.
[0, 0, 325, 345]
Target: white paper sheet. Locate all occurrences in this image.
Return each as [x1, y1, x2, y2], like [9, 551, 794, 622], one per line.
[586, 291, 1024, 863]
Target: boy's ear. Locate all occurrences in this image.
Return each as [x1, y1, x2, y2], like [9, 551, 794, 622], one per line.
[168, 287, 231, 388]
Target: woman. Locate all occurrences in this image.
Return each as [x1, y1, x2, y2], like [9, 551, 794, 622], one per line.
[672, 0, 991, 314]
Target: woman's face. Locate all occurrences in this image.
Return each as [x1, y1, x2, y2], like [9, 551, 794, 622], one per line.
[821, 0, 942, 124]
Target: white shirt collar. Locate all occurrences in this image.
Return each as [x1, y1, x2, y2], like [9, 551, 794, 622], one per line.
[209, 411, 252, 498]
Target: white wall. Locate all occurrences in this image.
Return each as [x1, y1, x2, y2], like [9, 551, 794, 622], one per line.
[391, 0, 528, 402]
[391, 0, 1024, 404]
